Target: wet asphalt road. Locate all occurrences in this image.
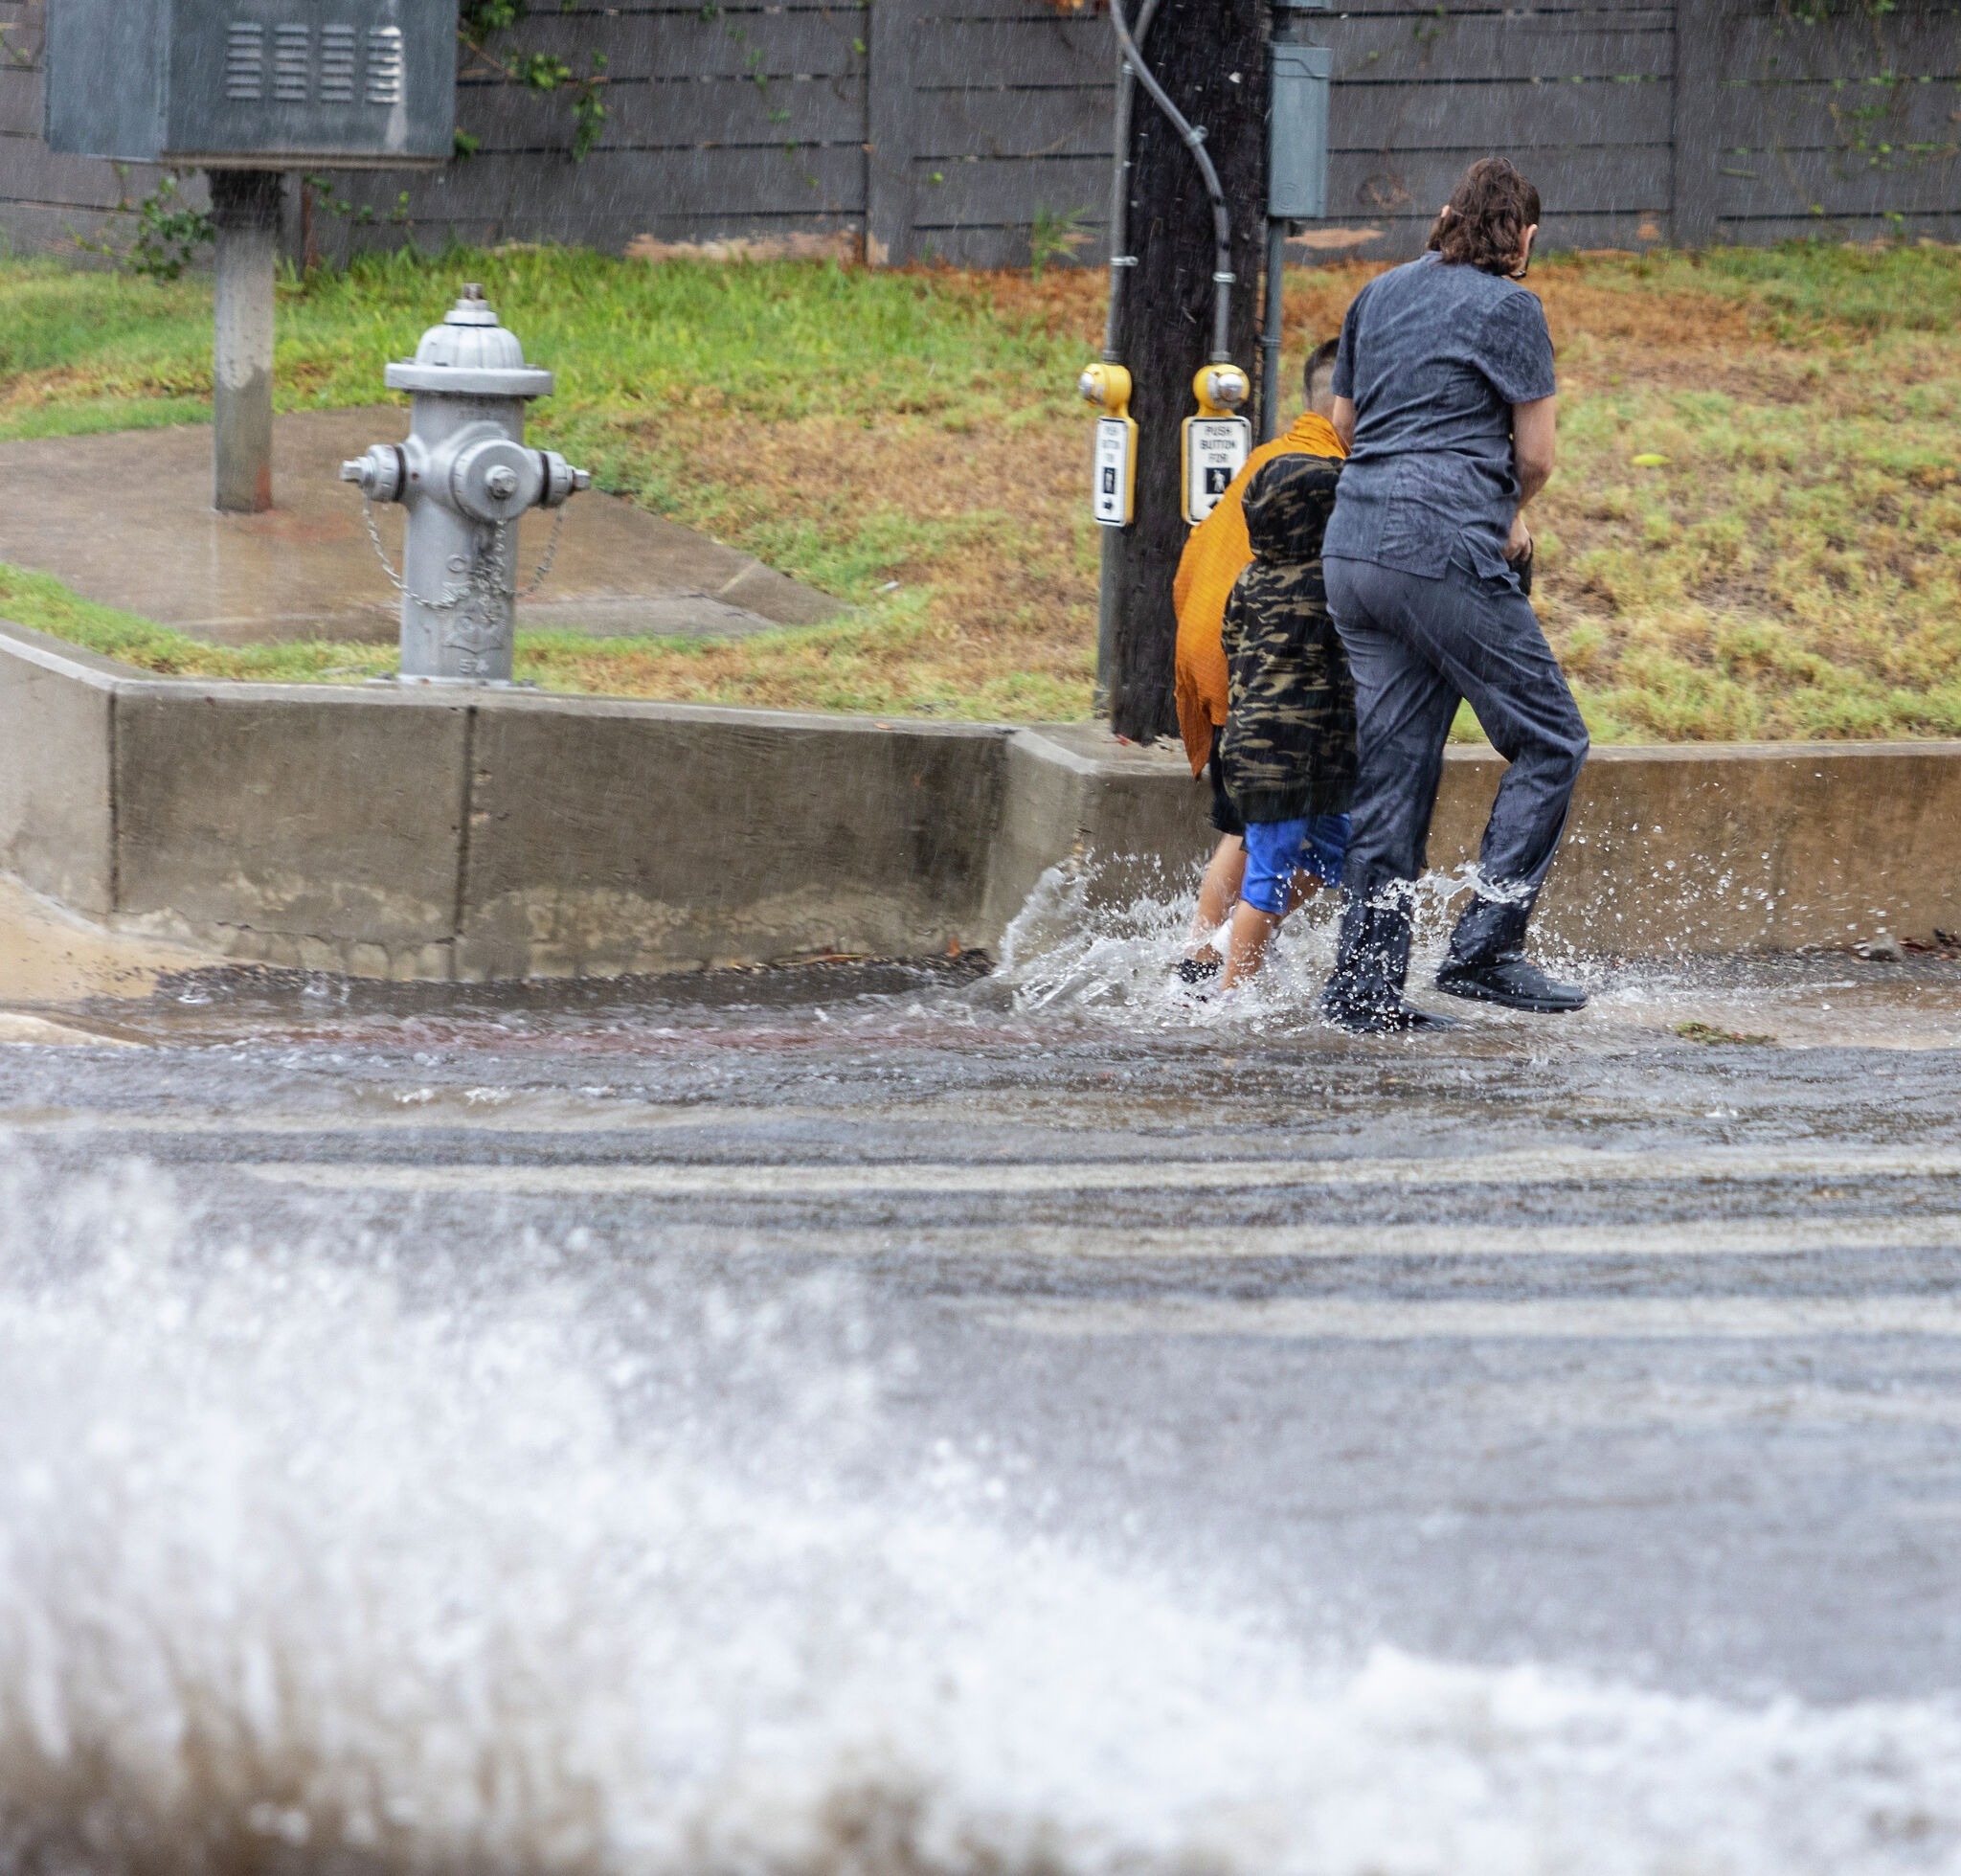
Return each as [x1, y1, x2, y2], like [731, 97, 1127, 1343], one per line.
[7, 952, 1961, 1710]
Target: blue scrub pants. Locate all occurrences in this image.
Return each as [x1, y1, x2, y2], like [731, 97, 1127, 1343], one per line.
[1239, 815, 1350, 915]
[1323, 554, 1588, 958]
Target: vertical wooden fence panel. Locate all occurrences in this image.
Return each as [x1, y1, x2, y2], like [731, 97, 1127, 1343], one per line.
[317, 4, 871, 260]
[865, 0, 916, 263]
[1672, 1, 1724, 249]
[886, 0, 1114, 269]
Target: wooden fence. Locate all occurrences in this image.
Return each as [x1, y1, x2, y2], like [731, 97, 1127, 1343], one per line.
[2, 1, 1958, 269]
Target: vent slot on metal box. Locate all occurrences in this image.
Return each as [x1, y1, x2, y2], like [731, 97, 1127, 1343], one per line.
[320, 24, 357, 102]
[274, 22, 310, 101]
[226, 16, 404, 111]
[225, 21, 264, 100]
[367, 26, 403, 104]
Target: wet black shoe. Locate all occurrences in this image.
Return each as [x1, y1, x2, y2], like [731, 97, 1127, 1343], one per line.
[1318, 989, 1458, 1034]
[1435, 956, 1587, 1012]
[1319, 889, 1456, 1033]
[1177, 953, 1223, 986]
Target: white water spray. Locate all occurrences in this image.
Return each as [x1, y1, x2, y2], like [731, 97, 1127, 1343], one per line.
[995, 855, 1597, 1030]
[0, 1160, 1955, 1876]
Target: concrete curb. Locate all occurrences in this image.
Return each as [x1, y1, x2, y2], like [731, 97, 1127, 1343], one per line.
[2, 620, 1956, 978]
[1432, 743, 1961, 959]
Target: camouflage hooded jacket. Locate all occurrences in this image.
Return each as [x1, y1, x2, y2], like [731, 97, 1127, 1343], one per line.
[1219, 451, 1358, 824]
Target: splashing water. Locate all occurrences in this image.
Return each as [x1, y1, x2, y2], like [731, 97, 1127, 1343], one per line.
[995, 859, 1211, 1015]
[0, 1160, 1957, 1876]
[994, 856, 1597, 1033]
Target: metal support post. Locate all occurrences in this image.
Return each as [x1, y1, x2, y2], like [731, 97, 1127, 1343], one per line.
[209, 170, 282, 514]
[1257, 220, 1287, 443]
[1262, 0, 1331, 443]
[1092, 0, 1156, 716]
[1093, 532, 1120, 712]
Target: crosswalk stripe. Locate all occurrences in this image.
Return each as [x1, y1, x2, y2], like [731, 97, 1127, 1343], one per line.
[973, 1296, 1961, 1340]
[200, 1205, 1961, 1260]
[1019, 1217, 1961, 1257]
[0, 1107, 795, 1137]
[746, 1218, 1961, 1258]
[236, 1145, 1961, 1199]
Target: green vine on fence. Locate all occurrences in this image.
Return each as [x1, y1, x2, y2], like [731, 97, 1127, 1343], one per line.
[1779, 0, 1897, 23]
[68, 170, 214, 281]
[125, 172, 214, 281]
[458, 0, 610, 161]
[1769, 0, 1958, 189]
[696, 1, 826, 192]
[304, 178, 414, 230]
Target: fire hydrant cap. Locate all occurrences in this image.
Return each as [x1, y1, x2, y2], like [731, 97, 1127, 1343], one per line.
[384, 283, 554, 398]
[413, 287, 529, 372]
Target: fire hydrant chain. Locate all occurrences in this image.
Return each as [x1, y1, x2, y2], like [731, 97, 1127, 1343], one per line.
[504, 504, 570, 601]
[359, 493, 466, 611]
[359, 494, 568, 611]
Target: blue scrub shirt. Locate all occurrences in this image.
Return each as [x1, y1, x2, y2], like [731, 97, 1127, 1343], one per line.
[1324, 252, 1557, 583]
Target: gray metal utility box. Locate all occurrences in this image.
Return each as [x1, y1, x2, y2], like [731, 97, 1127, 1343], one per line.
[1269, 42, 1333, 223]
[44, 0, 456, 169]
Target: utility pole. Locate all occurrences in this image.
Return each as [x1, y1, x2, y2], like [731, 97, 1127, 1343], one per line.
[1105, 0, 1268, 744]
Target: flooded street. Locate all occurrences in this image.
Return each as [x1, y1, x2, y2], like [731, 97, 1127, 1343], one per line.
[1, 883, 1959, 1875]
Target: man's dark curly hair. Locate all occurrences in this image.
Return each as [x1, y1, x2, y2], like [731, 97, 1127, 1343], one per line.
[1427, 157, 1542, 275]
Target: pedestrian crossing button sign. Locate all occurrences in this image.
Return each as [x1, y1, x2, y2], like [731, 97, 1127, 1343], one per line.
[1092, 413, 1137, 528]
[1182, 415, 1251, 524]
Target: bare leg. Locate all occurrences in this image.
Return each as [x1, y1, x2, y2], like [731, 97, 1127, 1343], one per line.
[1221, 874, 1323, 991]
[1189, 835, 1247, 957]
[1221, 900, 1282, 990]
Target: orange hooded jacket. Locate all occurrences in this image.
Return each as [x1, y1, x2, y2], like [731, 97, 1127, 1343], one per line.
[1172, 410, 1348, 778]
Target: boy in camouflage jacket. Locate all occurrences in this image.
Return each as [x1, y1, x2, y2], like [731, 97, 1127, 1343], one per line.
[1215, 449, 1357, 990]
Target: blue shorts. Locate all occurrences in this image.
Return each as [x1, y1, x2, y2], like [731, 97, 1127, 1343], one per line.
[1241, 814, 1350, 915]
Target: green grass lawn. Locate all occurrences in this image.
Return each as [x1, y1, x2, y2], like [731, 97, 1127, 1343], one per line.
[2, 238, 1959, 736]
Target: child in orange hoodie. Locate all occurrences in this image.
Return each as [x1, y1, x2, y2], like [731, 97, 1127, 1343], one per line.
[1173, 339, 1346, 983]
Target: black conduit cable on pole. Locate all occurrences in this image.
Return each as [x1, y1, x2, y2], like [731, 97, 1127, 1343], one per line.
[1107, 0, 1235, 363]
[1100, 0, 1162, 361]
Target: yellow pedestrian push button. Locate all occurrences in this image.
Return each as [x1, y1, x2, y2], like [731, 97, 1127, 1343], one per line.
[1079, 363, 1138, 529]
[1182, 363, 1251, 525]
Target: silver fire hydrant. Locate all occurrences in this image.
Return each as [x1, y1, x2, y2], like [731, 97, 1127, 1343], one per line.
[341, 283, 590, 683]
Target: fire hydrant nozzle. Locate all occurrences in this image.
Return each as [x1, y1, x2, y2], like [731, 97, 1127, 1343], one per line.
[341, 285, 589, 684]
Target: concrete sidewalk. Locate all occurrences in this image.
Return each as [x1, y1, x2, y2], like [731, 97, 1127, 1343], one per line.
[0, 410, 846, 646]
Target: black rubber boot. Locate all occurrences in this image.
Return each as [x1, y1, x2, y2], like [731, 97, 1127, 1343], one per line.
[1319, 892, 1457, 1033]
[1434, 895, 1587, 1013]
